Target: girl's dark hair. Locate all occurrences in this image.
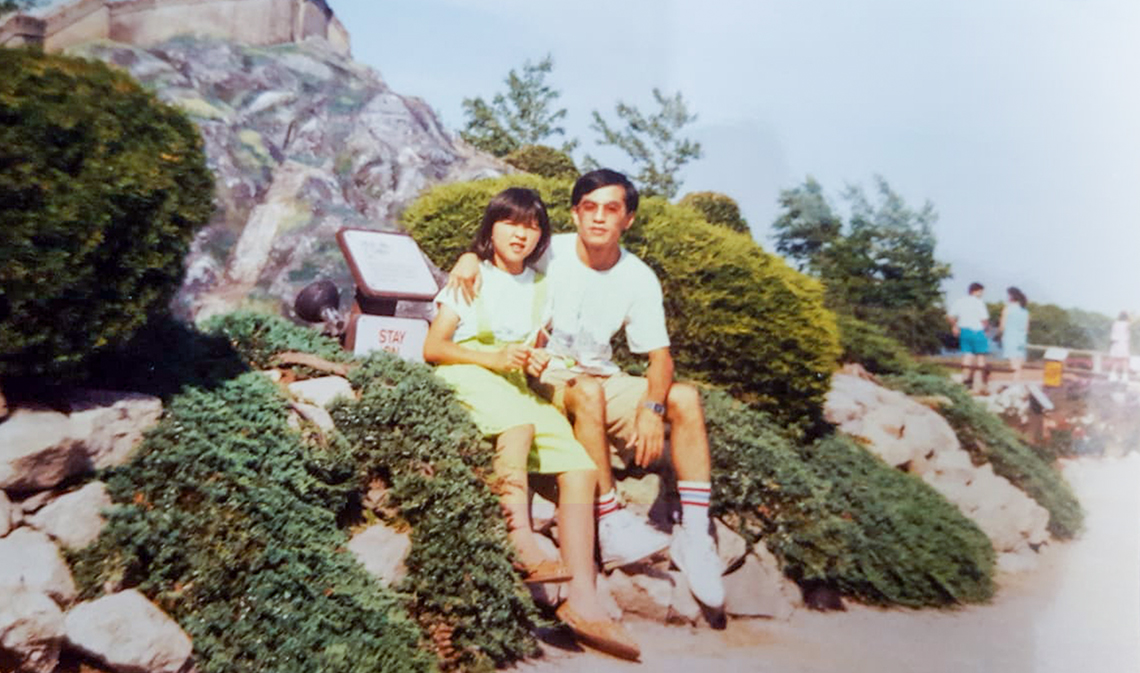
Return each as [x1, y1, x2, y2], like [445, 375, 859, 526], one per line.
[470, 187, 551, 265]
[1007, 286, 1027, 308]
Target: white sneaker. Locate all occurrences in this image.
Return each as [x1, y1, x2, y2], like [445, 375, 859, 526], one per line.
[597, 508, 671, 570]
[670, 524, 725, 609]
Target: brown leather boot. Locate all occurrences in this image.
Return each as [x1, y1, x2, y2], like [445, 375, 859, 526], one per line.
[555, 603, 641, 661]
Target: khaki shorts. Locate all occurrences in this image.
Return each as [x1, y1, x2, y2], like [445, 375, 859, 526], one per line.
[533, 367, 648, 454]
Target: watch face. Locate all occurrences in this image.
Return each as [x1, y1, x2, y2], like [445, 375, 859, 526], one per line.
[644, 401, 666, 415]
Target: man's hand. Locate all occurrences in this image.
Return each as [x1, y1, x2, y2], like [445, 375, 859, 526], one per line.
[631, 406, 666, 468]
[492, 344, 531, 373]
[525, 348, 551, 378]
[446, 252, 482, 304]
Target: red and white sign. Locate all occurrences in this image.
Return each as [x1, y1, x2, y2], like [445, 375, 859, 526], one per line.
[352, 315, 429, 362]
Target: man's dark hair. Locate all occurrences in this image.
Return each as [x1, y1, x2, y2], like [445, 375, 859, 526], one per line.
[571, 168, 639, 213]
[968, 282, 984, 294]
[470, 187, 551, 266]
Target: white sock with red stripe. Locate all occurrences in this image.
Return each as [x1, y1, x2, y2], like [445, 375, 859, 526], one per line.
[595, 488, 620, 520]
[677, 481, 711, 530]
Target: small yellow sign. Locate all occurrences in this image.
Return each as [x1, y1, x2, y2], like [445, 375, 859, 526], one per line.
[1043, 361, 1063, 387]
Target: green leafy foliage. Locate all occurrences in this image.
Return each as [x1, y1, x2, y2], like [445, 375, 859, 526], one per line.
[333, 355, 540, 671]
[705, 389, 995, 606]
[0, 48, 214, 380]
[72, 313, 541, 671]
[69, 373, 432, 673]
[678, 191, 749, 234]
[504, 144, 578, 179]
[460, 55, 576, 157]
[884, 372, 1083, 538]
[0, 0, 39, 15]
[402, 175, 840, 430]
[773, 176, 951, 354]
[587, 88, 702, 199]
[836, 312, 920, 376]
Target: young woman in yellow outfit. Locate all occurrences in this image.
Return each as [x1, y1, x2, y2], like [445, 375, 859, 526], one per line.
[423, 188, 639, 661]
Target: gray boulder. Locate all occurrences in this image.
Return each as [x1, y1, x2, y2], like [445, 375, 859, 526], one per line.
[347, 523, 411, 587]
[0, 490, 12, 537]
[722, 547, 800, 620]
[69, 37, 509, 322]
[0, 409, 89, 493]
[0, 587, 65, 673]
[0, 528, 77, 604]
[27, 482, 111, 551]
[825, 373, 1051, 555]
[64, 590, 193, 673]
[0, 392, 161, 493]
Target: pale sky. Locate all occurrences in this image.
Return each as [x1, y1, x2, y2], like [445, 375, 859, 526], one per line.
[331, 0, 1139, 316]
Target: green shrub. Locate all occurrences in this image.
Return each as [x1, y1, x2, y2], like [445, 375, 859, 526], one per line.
[215, 312, 539, 670]
[69, 373, 432, 673]
[402, 175, 840, 430]
[835, 312, 919, 376]
[705, 389, 994, 606]
[333, 355, 540, 671]
[72, 313, 541, 671]
[504, 144, 578, 179]
[884, 372, 1083, 538]
[678, 191, 749, 234]
[0, 48, 214, 380]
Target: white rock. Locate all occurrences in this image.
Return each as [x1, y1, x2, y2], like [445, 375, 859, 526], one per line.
[616, 472, 662, 508]
[288, 376, 355, 408]
[27, 482, 111, 550]
[665, 570, 701, 625]
[0, 528, 77, 604]
[292, 402, 336, 432]
[17, 490, 53, 515]
[722, 549, 799, 620]
[826, 373, 1052, 554]
[66, 390, 163, 470]
[0, 490, 12, 537]
[713, 519, 749, 573]
[0, 409, 90, 492]
[606, 567, 674, 621]
[347, 523, 410, 587]
[65, 590, 192, 673]
[0, 587, 65, 673]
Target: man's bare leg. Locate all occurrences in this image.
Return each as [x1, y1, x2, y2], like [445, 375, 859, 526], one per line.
[666, 383, 710, 482]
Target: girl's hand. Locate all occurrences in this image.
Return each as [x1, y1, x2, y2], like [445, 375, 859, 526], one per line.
[525, 348, 551, 377]
[493, 344, 531, 372]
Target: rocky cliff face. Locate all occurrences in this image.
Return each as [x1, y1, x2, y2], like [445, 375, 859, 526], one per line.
[70, 36, 507, 321]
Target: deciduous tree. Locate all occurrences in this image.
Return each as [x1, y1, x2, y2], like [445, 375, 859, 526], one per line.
[459, 55, 576, 157]
[587, 88, 702, 199]
[773, 176, 951, 354]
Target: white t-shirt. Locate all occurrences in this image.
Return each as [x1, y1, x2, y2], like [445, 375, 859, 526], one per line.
[949, 294, 989, 331]
[534, 233, 670, 375]
[434, 261, 545, 344]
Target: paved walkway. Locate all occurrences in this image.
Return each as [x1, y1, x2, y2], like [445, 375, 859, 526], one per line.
[516, 454, 1140, 672]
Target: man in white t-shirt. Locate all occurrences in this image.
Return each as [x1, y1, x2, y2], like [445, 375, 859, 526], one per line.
[947, 282, 990, 392]
[451, 170, 726, 623]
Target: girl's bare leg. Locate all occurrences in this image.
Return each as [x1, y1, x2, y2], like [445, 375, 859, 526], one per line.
[495, 425, 547, 566]
[557, 468, 609, 620]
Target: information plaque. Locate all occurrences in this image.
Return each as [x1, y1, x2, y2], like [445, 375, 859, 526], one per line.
[336, 228, 438, 302]
[335, 227, 438, 359]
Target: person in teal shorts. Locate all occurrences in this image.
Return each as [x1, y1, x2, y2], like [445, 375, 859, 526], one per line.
[423, 187, 639, 661]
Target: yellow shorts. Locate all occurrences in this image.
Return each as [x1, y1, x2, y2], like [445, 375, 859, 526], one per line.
[434, 363, 595, 474]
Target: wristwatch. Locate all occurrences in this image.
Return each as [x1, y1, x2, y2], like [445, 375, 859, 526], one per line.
[642, 401, 666, 416]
